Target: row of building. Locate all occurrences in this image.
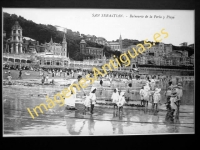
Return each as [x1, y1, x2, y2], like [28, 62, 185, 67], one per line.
[82, 34, 123, 51]
[3, 21, 194, 71]
[124, 43, 194, 66]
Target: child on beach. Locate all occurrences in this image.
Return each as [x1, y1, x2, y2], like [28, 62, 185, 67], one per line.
[169, 89, 178, 117]
[7, 74, 12, 84]
[143, 82, 150, 107]
[139, 86, 145, 106]
[89, 87, 97, 114]
[46, 75, 49, 83]
[175, 83, 183, 108]
[153, 88, 161, 112]
[165, 87, 172, 103]
[100, 77, 103, 87]
[41, 74, 46, 85]
[117, 92, 126, 114]
[111, 88, 119, 109]
[125, 83, 132, 103]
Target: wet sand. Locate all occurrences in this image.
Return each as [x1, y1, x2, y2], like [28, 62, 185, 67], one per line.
[3, 77, 194, 136]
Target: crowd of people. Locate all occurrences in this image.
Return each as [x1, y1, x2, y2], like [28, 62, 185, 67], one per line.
[4, 64, 184, 120]
[61, 73, 183, 121]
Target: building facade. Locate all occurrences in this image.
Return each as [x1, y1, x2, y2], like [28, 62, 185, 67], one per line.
[107, 35, 123, 51]
[80, 39, 104, 59]
[123, 42, 193, 67]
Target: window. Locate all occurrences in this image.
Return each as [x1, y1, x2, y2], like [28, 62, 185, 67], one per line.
[13, 30, 16, 34]
[18, 30, 20, 34]
[47, 61, 50, 65]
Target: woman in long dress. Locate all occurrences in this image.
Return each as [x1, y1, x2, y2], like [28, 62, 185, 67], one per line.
[139, 86, 145, 106]
[117, 92, 126, 114]
[84, 95, 91, 111]
[143, 82, 150, 107]
[153, 88, 161, 112]
[65, 81, 77, 110]
[89, 87, 97, 114]
[111, 88, 119, 109]
[169, 89, 178, 119]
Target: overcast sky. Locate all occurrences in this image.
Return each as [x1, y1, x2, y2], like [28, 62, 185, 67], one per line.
[3, 8, 194, 46]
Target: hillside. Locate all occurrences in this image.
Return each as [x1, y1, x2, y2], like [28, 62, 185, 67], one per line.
[3, 12, 194, 61]
[3, 12, 121, 61]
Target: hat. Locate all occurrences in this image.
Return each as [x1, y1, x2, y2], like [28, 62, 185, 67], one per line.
[171, 90, 177, 96]
[120, 91, 125, 96]
[155, 88, 161, 93]
[77, 75, 82, 79]
[90, 87, 97, 93]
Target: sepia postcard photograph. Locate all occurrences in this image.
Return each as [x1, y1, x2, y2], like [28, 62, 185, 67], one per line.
[2, 8, 194, 136]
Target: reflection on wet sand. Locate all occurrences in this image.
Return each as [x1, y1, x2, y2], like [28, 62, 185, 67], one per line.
[65, 112, 86, 135]
[3, 79, 194, 135]
[88, 115, 95, 135]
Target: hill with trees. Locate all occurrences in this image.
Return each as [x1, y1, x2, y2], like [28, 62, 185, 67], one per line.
[3, 12, 122, 61]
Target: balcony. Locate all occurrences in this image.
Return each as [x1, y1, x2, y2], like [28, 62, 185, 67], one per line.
[10, 39, 23, 43]
[12, 33, 21, 36]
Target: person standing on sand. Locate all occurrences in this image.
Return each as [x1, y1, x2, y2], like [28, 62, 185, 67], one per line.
[111, 88, 119, 109]
[117, 92, 126, 115]
[18, 69, 22, 79]
[153, 88, 161, 112]
[41, 74, 45, 85]
[7, 74, 12, 84]
[65, 81, 77, 110]
[174, 83, 183, 110]
[60, 69, 62, 77]
[100, 77, 103, 87]
[125, 83, 132, 103]
[46, 75, 49, 84]
[89, 87, 97, 114]
[143, 82, 150, 107]
[140, 86, 145, 106]
[71, 70, 74, 78]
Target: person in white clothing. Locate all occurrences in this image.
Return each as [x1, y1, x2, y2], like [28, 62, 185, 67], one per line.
[65, 81, 77, 110]
[170, 89, 178, 116]
[84, 95, 91, 111]
[153, 88, 161, 112]
[117, 92, 126, 114]
[111, 88, 119, 109]
[143, 82, 150, 107]
[139, 86, 145, 106]
[89, 87, 97, 114]
[174, 82, 183, 108]
[46, 75, 49, 83]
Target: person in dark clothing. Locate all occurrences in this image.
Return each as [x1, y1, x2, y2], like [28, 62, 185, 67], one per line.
[100, 78, 103, 87]
[18, 69, 22, 79]
[89, 87, 97, 114]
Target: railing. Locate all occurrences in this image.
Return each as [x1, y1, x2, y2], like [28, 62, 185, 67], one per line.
[3, 53, 31, 59]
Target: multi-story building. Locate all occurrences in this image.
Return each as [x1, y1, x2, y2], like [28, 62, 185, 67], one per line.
[190, 54, 194, 65]
[8, 21, 23, 54]
[45, 35, 67, 57]
[123, 42, 190, 66]
[80, 39, 104, 59]
[3, 21, 70, 68]
[107, 35, 122, 51]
